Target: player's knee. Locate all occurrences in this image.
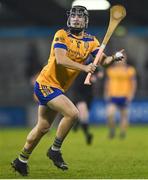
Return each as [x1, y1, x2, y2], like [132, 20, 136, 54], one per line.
[107, 107, 116, 117]
[70, 108, 79, 120]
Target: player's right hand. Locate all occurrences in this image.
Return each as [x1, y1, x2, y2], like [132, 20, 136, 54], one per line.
[85, 63, 97, 73]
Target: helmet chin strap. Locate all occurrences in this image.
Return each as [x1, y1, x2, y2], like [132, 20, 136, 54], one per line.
[69, 27, 84, 35]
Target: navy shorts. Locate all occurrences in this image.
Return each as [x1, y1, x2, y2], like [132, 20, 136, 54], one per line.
[34, 82, 64, 105]
[108, 97, 128, 108]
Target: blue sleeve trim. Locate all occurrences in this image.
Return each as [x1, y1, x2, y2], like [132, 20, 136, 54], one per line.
[91, 49, 99, 57]
[83, 37, 94, 42]
[54, 43, 67, 50]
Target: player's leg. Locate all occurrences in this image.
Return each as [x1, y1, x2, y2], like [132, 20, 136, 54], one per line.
[24, 106, 57, 151]
[11, 105, 57, 176]
[76, 101, 93, 145]
[46, 94, 79, 170]
[119, 107, 129, 138]
[106, 103, 117, 138]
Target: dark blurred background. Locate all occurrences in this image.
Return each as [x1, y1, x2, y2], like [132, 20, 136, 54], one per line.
[0, 0, 148, 127]
[0, 0, 148, 26]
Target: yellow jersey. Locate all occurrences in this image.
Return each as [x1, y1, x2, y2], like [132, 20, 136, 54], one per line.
[106, 65, 136, 97]
[37, 29, 100, 92]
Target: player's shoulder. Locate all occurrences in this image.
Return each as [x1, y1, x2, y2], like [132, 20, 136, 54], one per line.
[54, 28, 68, 37]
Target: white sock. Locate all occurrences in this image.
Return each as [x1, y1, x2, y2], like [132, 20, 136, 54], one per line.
[51, 146, 60, 151]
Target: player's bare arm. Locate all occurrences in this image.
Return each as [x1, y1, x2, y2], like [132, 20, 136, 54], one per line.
[55, 48, 96, 73]
[99, 49, 124, 67]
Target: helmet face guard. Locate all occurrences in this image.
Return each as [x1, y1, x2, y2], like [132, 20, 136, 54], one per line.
[67, 6, 89, 32]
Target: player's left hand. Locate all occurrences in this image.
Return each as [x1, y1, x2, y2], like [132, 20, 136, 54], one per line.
[113, 49, 125, 62]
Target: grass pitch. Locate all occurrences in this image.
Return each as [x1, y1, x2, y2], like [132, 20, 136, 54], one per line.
[0, 125, 148, 179]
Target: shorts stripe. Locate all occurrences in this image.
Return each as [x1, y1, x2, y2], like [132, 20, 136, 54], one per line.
[34, 82, 64, 105]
